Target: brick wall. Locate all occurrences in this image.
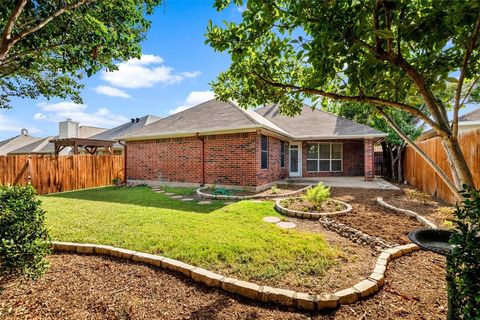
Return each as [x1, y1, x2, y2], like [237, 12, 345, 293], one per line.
[256, 134, 289, 186]
[301, 140, 365, 177]
[363, 138, 374, 180]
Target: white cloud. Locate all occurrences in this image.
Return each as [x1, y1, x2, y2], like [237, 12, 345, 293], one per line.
[34, 102, 128, 128]
[101, 54, 201, 89]
[37, 101, 86, 112]
[168, 90, 215, 115]
[94, 85, 131, 99]
[237, 5, 247, 13]
[0, 114, 41, 134]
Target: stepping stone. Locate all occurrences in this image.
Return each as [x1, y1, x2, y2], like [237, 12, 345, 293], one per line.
[276, 221, 297, 229]
[263, 216, 281, 223]
[171, 195, 183, 199]
[155, 190, 165, 193]
[198, 200, 212, 205]
[251, 200, 264, 203]
[181, 198, 195, 201]
[164, 192, 175, 196]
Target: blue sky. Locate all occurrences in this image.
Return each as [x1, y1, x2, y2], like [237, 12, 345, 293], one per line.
[0, 1, 477, 140]
[0, 2, 245, 140]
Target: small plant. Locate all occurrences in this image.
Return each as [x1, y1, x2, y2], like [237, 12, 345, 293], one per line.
[211, 183, 217, 192]
[405, 188, 431, 204]
[112, 177, 121, 185]
[0, 185, 51, 279]
[304, 182, 330, 208]
[270, 185, 280, 194]
[448, 185, 480, 319]
[242, 183, 252, 193]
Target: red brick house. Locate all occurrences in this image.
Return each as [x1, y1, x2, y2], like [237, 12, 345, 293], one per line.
[119, 99, 386, 190]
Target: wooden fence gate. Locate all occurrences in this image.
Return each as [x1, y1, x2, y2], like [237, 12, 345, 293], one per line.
[403, 128, 480, 204]
[0, 155, 124, 195]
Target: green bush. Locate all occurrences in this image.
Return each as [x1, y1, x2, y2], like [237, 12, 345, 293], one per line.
[305, 182, 330, 207]
[448, 185, 480, 319]
[0, 185, 51, 279]
[270, 185, 280, 194]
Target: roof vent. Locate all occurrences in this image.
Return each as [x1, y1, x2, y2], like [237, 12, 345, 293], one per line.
[131, 118, 135, 123]
[20, 128, 28, 135]
[136, 118, 140, 123]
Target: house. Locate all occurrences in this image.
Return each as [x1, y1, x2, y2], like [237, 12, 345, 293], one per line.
[0, 129, 42, 155]
[417, 107, 480, 141]
[9, 119, 107, 155]
[88, 115, 161, 155]
[120, 99, 386, 191]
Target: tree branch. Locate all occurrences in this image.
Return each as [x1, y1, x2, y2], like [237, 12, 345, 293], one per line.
[452, 12, 480, 137]
[252, 71, 441, 131]
[1, 0, 28, 43]
[377, 107, 461, 199]
[10, 0, 94, 49]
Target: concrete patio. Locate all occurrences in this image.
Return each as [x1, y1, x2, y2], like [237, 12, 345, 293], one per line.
[284, 176, 400, 190]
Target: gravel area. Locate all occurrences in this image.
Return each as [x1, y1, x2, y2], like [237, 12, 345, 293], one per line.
[0, 251, 446, 320]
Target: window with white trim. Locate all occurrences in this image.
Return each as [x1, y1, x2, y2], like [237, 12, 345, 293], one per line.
[306, 143, 343, 172]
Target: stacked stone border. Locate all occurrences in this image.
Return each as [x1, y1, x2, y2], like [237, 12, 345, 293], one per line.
[275, 198, 352, 219]
[319, 217, 393, 250]
[196, 185, 312, 200]
[52, 241, 419, 311]
[376, 197, 438, 229]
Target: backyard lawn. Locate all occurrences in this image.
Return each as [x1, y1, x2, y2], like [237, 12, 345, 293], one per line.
[41, 186, 341, 284]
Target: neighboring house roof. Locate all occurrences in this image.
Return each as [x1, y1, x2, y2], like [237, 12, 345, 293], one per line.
[0, 134, 43, 155]
[92, 115, 161, 148]
[417, 107, 480, 141]
[458, 108, 480, 121]
[255, 104, 386, 139]
[116, 100, 289, 140]
[9, 136, 56, 155]
[120, 99, 386, 141]
[78, 126, 107, 138]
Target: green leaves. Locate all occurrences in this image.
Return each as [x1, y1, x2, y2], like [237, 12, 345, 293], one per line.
[0, 0, 161, 108]
[373, 29, 394, 39]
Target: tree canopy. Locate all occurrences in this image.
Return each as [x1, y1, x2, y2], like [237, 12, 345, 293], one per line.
[0, 0, 161, 108]
[206, 0, 480, 195]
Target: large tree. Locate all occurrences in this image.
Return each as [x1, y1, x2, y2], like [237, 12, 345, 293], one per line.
[206, 0, 480, 198]
[0, 0, 160, 108]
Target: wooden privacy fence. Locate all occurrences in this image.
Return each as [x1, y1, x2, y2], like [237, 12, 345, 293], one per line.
[0, 155, 124, 195]
[403, 128, 480, 204]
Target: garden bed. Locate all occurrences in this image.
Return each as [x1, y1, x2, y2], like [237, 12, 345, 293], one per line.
[0, 250, 446, 320]
[275, 197, 352, 219]
[197, 184, 310, 200]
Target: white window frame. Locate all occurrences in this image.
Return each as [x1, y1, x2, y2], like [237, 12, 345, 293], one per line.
[306, 142, 343, 172]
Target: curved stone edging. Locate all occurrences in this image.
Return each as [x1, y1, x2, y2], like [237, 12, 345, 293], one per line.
[196, 185, 312, 200]
[376, 197, 438, 229]
[275, 198, 352, 219]
[51, 241, 419, 311]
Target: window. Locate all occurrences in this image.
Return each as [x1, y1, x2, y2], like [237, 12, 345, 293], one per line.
[280, 141, 286, 168]
[306, 143, 343, 172]
[261, 135, 268, 169]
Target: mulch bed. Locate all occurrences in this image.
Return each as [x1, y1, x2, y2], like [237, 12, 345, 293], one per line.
[280, 198, 346, 214]
[329, 188, 424, 245]
[0, 251, 446, 320]
[381, 185, 455, 228]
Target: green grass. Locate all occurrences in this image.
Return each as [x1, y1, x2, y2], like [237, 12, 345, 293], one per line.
[41, 186, 340, 282]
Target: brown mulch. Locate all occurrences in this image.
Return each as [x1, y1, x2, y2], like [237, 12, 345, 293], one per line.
[381, 185, 455, 228]
[329, 188, 424, 245]
[0, 251, 446, 320]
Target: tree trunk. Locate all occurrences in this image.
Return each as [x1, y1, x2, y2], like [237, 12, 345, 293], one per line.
[442, 136, 475, 190]
[398, 145, 404, 183]
[389, 143, 396, 182]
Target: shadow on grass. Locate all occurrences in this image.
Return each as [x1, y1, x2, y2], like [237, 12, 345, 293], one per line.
[42, 186, 228, 214]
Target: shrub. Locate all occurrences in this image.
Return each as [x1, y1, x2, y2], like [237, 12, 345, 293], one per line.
[270, 185, 280, 194]
[448, 185, 480, 319]
[305, 182, 330, 207]
[0, 185, 51, 279]
[112, 177, 121, 185]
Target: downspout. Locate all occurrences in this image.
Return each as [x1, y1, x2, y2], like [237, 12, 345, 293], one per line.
[119, 141, 127, 183]
[197, 133, 205, 186]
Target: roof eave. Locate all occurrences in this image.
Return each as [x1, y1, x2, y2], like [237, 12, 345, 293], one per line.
[293, 133, 387, 140]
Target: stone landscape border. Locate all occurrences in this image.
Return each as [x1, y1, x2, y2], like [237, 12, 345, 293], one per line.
[52, 241, 419, 311]
[275, 198, 352, 219]
[196, 185, 312, 200]
[376, 197, 438, 229]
